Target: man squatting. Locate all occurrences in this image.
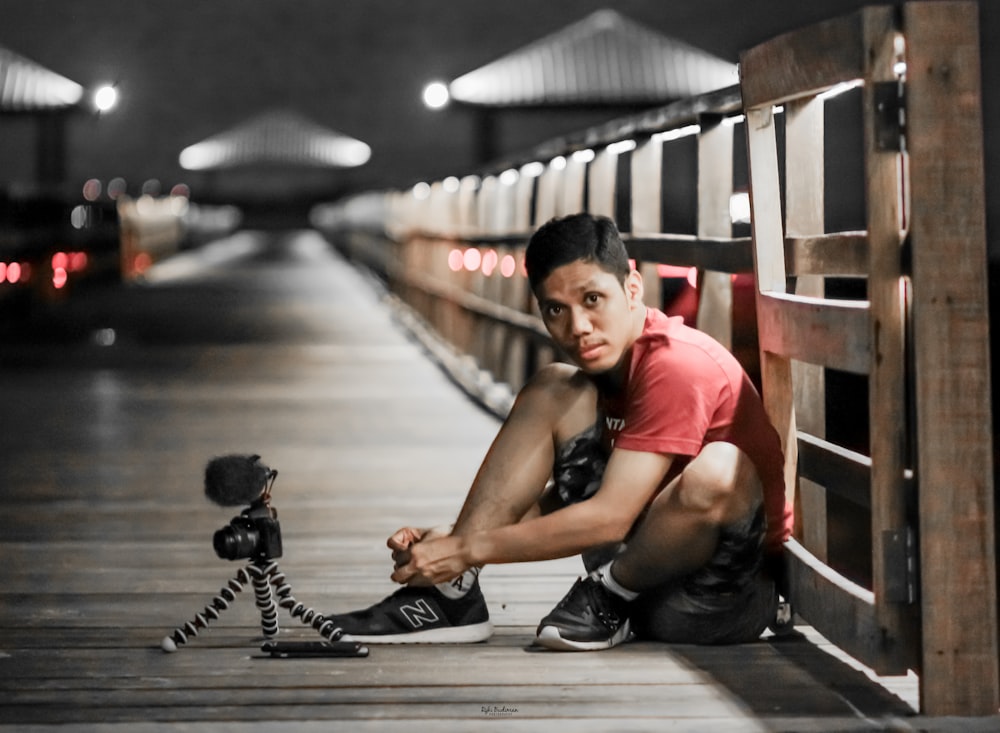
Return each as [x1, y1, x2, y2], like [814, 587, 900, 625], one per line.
[326, 212, 791, 651]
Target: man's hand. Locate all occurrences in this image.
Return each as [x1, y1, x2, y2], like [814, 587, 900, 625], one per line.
[386, 524, 455, 578]
[390, 534, 471, 586]
[387, 526, 425, 569]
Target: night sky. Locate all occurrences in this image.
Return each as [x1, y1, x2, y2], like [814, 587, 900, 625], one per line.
[0, 0, 996, 240]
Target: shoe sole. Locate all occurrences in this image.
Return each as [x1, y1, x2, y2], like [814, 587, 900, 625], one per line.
[340, 620, 494, 644]
[534, 620, 632, 651]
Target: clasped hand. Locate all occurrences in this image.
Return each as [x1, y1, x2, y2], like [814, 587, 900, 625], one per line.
[387, 525, 470, 586]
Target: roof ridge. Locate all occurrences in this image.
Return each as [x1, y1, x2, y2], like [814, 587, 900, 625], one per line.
[449, 8, 737, 107]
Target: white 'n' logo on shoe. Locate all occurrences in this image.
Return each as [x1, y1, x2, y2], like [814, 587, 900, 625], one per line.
[399, 599, 440, 629]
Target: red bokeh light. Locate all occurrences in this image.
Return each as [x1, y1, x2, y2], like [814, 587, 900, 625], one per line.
[500, 255, 516, 278]
[463, 248, 482, 272]
[481, 249, 498, 276]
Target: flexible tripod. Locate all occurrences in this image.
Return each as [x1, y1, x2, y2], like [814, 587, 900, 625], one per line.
[161, 556, 351, 653]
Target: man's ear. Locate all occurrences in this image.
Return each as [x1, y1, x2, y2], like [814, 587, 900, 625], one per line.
[626, 268, 644, 307]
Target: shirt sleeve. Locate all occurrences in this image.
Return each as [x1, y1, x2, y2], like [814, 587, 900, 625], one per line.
[613, 340, 728, 457]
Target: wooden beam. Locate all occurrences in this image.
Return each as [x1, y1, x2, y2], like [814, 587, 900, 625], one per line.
[522, 86, 743, 172]
[625, 232, 871, 277]
[784, 538, 888, 667]
[386, 261, 549, 342]
[559, 154, 587, 217]
[785, 233, 870, 277]
[632, 136, 664, 308]
[785, 94, 828, 559]
[904, 0, 999, 715]
[695, 116, 736, 348]
[740, 10, 867, 108]
[861, 3, 920, 677]
[746, 105, 799, 515]
[625, 235, 752, 273]
[797, 432, 871, 509]
[534, 162, 559, 227]
[756, 292, 870, 375]
[587, 149, 617, 219]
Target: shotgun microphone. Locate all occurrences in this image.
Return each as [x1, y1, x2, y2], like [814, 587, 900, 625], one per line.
[204, 454, 275, 507]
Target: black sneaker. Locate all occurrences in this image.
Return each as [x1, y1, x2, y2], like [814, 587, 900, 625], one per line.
[325, 582, 493, 644]
[535, 575, 633, 651]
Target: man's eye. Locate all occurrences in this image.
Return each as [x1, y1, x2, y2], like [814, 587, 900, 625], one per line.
[585, 293, 601, 305]
[545, 305, 563, 317]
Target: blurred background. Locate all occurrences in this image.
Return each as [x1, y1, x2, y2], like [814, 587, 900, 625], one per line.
[0, 0, 995, 237]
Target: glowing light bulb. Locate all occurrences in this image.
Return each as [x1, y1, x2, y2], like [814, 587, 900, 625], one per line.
[422, 81, 450, 110]
[94, 85, 118, 112]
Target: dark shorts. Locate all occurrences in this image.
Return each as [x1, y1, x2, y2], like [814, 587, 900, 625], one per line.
[550, 423, 777, 645]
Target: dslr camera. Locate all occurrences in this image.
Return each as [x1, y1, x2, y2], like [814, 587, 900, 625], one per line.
[213, 499, 283, 561]
[205, 454, 283, 561]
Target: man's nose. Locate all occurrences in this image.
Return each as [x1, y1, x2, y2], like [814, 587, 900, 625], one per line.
[570, 307, 593, 336]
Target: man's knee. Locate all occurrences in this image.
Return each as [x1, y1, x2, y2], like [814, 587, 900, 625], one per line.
[691, 441, 758, 485]
[515, 363, 597, 438]
[521, 362, 591, 399]
[673, 442, 761, 524]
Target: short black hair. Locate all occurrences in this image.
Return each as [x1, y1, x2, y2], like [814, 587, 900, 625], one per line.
[524, 213, 630, 293]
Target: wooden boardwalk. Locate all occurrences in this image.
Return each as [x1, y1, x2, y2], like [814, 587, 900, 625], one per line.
[0, 230, 993, 731]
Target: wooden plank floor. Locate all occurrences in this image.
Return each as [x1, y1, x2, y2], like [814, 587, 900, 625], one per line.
[0, 230, 994, 731]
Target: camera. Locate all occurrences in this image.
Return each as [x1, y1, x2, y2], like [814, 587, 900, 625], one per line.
[205, 454, 283, 562]
[213, 499, 283, 561]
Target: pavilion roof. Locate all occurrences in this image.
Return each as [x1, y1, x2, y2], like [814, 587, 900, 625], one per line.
[179, 109, 371, 171]
[448, 9, 738, 107]
[0, 45, 84, 112]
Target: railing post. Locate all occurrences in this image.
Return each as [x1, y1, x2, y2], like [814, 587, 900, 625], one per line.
[862, 5, 920, 676]
[904, 0, 998, 715]
[784, 96, 829, 561]
[587, 147, 617, 219]
[696, 116, 736, 349]
[631, 136, 663, 308]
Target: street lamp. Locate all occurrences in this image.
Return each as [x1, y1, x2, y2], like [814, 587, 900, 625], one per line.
[93, 84, 118, 113]
[422, 81, 450, 110]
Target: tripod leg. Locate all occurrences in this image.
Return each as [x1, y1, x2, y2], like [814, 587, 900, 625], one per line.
[161, 566, 253, 652]
[249, 560, 279, 638]
[267, 563, 344, 641]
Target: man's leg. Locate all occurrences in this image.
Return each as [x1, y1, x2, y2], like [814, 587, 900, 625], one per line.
[536, 442, 772, 650]
[449, 363, 599, 535]
[629, 566, 777, 645]
[612, 441, 763, 592]
[325, 364, 598, 643]
[618, 442, 777, 644]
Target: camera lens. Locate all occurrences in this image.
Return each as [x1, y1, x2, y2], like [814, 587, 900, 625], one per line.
[213, 520, 261, 560]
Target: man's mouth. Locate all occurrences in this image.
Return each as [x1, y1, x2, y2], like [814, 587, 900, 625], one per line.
[576, 341, 604, 362]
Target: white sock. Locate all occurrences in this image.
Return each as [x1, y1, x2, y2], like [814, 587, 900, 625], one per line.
[436, 567, 480, 599]
[594, 561, 639, 601]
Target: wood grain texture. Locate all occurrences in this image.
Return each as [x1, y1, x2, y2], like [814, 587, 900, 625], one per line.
[904, 0, 999, 715]
[0, 230, 931, 729]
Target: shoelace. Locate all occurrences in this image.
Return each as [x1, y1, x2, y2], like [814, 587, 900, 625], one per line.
[561, 577, 624, 629]
[589, 584, 625, 628]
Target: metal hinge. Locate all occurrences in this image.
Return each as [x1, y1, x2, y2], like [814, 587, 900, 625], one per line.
[883, 526, 919, 604]
[873, 80, 906, 152]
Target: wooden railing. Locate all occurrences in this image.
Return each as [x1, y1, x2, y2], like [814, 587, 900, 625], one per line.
[742, 2, 996, 714]
[314, 85, 752, 398]
[313, 2, 996, 716]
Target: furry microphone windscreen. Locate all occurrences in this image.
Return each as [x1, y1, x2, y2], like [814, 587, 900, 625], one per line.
[204, 454, 270, 506]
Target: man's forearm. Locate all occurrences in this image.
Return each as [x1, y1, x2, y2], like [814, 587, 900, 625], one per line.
[466, 500, 631, 567]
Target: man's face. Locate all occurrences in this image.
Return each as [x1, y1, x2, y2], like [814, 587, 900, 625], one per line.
[535, 259, 643, 374]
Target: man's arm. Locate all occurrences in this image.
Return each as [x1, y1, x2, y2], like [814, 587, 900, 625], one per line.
[468, 447, 672, 564]
[391, 447, 673, 585]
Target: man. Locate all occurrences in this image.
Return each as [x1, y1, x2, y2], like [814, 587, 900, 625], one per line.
[326, 213, 791, 651]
